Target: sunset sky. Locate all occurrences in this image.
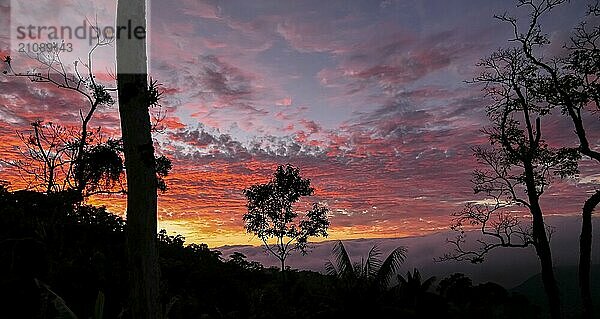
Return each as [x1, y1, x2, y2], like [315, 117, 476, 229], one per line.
[0, 0, 598, 247]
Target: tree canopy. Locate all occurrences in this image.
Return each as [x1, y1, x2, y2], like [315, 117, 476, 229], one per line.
[243, 164, 330, 272]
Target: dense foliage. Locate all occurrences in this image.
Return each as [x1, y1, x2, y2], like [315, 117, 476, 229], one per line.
[0, 184, 540, 318]
[243, 164, 329, 272]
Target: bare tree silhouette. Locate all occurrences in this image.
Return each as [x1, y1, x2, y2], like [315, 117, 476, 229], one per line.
[442, 33, 581, 319]
[1, 28, 119, 196]
[1, 20, 169, 198]
[496, 2, 600, 317]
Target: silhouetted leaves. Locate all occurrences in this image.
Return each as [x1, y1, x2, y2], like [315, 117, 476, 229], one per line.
[77, 140, 124, 193]
[243, 164, 330, 271]
[155, 155, 172, 192]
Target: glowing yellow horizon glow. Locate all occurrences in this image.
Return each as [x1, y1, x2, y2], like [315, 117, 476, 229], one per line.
[158, 218, 431, 248]
[85, 194, 430, 248]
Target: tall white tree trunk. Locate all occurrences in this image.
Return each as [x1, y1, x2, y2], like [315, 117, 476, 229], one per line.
[116, 1, 159, 317]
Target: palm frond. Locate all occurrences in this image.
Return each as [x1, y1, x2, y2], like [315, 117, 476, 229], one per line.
[325, 260, 338, 277]
[353, 261, 363, 279]
[397, 273, 408, 287]
[412, 268, 421, 284]
[365, 244, 383, 279]
[35, 278, 78, 319]
[358, 257, 366, 279]
[331, 240, 353, 278]
[93, 291, 104, 319]
[376, 246, 407, 287]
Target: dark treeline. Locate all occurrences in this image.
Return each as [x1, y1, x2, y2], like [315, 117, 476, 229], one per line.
[0, 184, 540, 319]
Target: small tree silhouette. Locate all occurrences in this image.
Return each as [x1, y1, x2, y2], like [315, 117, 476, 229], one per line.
[243, 164, 329, 273]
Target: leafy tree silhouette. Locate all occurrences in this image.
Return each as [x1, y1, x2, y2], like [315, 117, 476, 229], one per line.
[227, 252, 264, 272]
[437, 273, 474, 309]
[243, 164, 330, 274]
[435, 273, 540, 319]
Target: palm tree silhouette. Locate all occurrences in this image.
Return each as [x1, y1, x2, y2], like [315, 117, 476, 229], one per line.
[398, 268, 436, 294]
[325, 241, 407, 316]
[326, 240, 406, 288]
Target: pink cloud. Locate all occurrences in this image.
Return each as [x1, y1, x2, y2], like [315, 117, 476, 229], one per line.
[276, 97, 292, 106]
[179, 0, 222, 19]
